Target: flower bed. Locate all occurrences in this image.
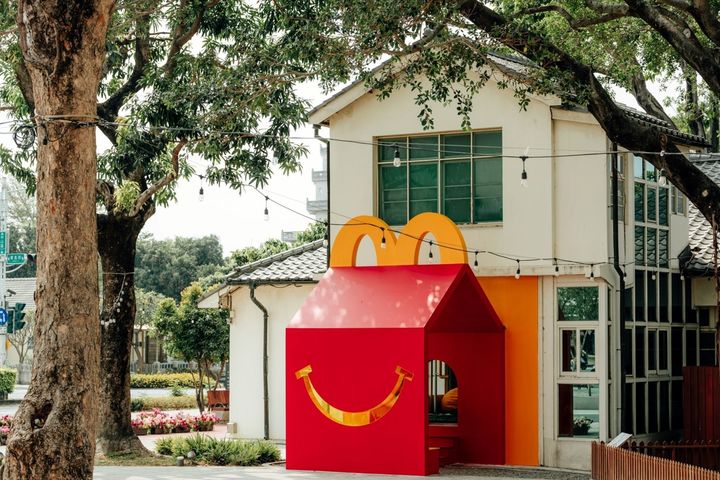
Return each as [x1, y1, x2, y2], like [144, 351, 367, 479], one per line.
[0, 414, 11, 445]
[131, 409, 219, 436]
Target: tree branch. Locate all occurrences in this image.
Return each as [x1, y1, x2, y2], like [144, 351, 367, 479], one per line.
[127, 139, 187, 217]
[513, 3, 630, 28]
[96, 180, 115, 212]
[456, 0, 720, 225]
[629, 59, 677, 127]
[162, 0, 220, 76]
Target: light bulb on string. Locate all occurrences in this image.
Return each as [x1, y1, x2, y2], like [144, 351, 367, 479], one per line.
[520, 154, 528, 188]
[514, 260, 521, 279]
[473, 251, 479, 274]
[589, 264, 595, 279]
[263, 196, 269, 221]
[428, 241, 435, 263]
[658, 168, 668, 187]
[393, 144, 401, 168]
[198, 174, 205, 202]
[380, 228, 387, 249]
[554, 259, 560, 277]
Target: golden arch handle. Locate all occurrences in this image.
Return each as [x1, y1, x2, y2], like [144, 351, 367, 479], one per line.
[295, 365, 414, 427]
[330, 213, 467, 267]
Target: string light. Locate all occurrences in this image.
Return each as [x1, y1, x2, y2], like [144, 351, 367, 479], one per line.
[393, 144, 401, 168]
[589, 264, 595, 279]
[520, 156, 528, 188]
[381, 228, 387, 249]
[515, 260, 521, 279]
[198, 174, 205, 202]
[428, 241, 435, 263]
[554, 258, 560, 277]
[263, 196, 269, 221]
[473, 251, 479, 274]
[658, 169, 668, 187]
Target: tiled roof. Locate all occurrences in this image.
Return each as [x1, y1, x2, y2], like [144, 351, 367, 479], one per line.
[684, 155, 720, 274]
[6, 277, 35, 310]
[226, 239, 327, 284]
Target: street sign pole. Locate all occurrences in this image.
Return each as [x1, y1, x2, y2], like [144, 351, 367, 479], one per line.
[0, 177, 8, 365]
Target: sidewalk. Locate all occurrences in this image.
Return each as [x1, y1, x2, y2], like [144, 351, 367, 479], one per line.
[93, 465, 590, 480]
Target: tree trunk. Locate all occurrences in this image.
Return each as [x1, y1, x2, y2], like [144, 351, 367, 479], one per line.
[96, 212, 149, 456]
[4, 2, 112, 479]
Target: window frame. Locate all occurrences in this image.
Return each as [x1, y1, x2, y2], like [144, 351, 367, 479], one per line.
[376, 130, 503, 226]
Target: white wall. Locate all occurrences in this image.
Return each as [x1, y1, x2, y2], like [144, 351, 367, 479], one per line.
[228, 283, 316, 440]
[325, 75, 613, 275]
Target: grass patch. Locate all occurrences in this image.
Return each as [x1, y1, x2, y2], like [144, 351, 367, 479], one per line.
[95, 452, 176, 467]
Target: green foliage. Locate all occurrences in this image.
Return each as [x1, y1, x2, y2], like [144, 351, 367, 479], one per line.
[136, 234, 224, 300]
[169, 384, 185, 397]
[130, 373, 196, 389]
[6, 177, 36, 278]
[0, 369, 16, 395]
[113, 180, 141, 214]
[129, 395, 198, 412]
[154, 436, 281, 466]
[292, 222, 327, 247]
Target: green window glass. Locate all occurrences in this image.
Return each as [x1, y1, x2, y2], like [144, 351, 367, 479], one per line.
[658, 188, 668, 226]
[647, 186, 657, 222]
[659, 229, 668, 268]
[379, 138, 407, 162]
[634, 183, 644, 222]
[441, 134, 471, 159]
[473, 131, 502, 156]
[557, 287, 599, 321]
[647, 228, 657, 266]
[474, 157, 502, 222]
[409, 163, 437, 217]
[409, 136, 437, 160]
[443, 161, 471, 223]
[635, 226, 645, 266]
[379, 165, 407, 225]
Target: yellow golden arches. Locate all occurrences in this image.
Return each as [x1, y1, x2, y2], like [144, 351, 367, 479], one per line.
[330, 213, 468, 267]
[295, 365, 414, 427]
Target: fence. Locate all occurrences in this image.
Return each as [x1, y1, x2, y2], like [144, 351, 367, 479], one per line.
[592, 441, 720, 480]
[626, 440, 720, 471]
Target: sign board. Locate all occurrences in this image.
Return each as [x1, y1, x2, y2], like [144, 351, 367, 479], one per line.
[0, 309, 7, 326]
[6, 253, 25, 265]
[608, 432, 633, 448]
[0, 231, 6, 255]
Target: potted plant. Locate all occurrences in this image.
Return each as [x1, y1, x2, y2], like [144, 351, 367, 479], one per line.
[131, 418, 149, 436]
[572, 416, 593, 436]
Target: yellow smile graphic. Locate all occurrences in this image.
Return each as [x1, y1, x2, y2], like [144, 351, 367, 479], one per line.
[295, 365, 414, 427]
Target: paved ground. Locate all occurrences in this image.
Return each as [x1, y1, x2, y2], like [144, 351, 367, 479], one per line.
[93, 465, 590, 480]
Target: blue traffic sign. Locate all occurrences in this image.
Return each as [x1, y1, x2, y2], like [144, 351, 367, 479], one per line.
[0, 308, 7, 326]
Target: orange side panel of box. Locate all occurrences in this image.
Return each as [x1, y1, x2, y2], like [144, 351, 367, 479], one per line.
[477, 276, 539, 466]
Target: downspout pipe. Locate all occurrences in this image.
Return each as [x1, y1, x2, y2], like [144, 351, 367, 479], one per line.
[611, 144, 628, 433]
[249, 281, 270, 440]
[314, 124, 330, 267]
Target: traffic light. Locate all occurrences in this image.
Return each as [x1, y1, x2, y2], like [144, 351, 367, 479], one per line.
[6, 309, 14, 334]
[13, 303, 26, 332]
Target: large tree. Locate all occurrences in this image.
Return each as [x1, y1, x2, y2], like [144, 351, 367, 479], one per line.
[266, 0, 720, 226]
[0, 1, 112, 478]
[0, 0, 309, 458]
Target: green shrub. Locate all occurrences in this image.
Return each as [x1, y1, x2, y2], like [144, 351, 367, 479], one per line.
[130, 398, 145, 412]
[130, 395, 200, 412]
[153, 436, 282, 466]
[130, 373, 197, 388]
[256, 440, 281, 464]
[0, 368, 16, 396]
[155, 438, 175, 456]
[205, 438, 241, 466]
[169, 384, 185, 397]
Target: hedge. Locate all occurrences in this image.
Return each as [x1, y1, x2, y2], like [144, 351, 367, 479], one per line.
[130, 395, 199, 412]
[155, 435, 281, 466]
[130, 373, 197, 389]
[0, 368, 16, 396]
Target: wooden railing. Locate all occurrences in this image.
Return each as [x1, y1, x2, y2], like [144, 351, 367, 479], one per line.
[626, 440, 720, 471]
[592, 442, 720, 480]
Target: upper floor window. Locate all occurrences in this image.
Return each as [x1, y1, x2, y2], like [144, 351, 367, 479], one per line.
[670, 186, 687, 216]
[377, 131, 502, 225]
